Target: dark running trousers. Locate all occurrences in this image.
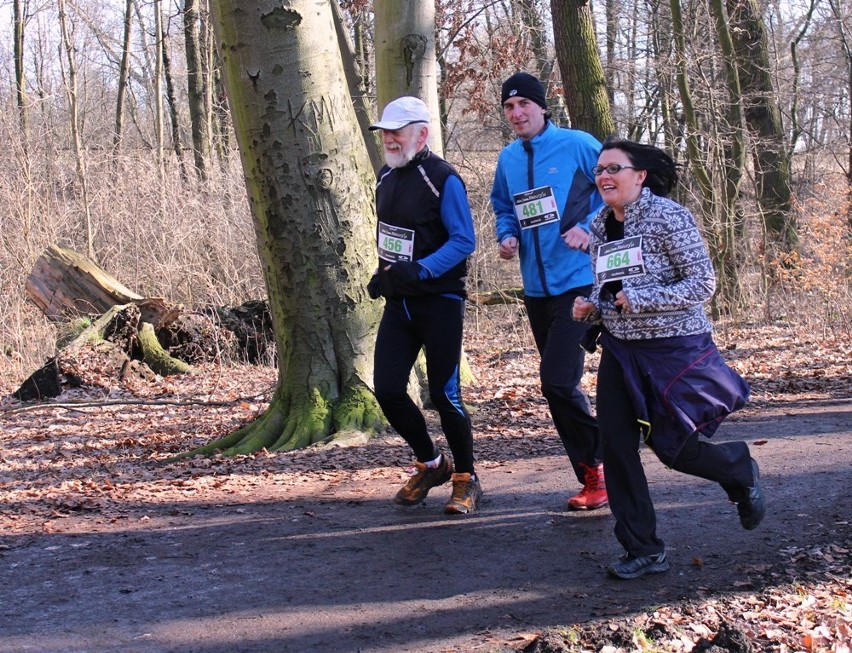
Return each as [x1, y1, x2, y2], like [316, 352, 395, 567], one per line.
[373, 295, 474, 474]
[524, 290, 601, 485]
[597, 346, 755, 557]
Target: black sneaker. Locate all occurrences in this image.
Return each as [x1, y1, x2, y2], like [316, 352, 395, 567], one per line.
[737, 459, 766, 530]
[607, 551, 669, 580]
[393, 455, 453, 506]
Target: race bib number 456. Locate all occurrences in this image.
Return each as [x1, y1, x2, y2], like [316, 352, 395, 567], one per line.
[595, 236, 645, 283]
[378, 222, 414, 262]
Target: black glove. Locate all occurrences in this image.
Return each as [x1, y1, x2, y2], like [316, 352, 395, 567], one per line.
[386, 261, 422, 284]
[579, 324, 602, 354]
[367, 274, 381, 299]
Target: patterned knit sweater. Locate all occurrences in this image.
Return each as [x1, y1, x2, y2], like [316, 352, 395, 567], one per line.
[580, 187, 716, 340]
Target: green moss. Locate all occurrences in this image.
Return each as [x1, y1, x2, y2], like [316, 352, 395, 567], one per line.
[56, 317, 95, 349]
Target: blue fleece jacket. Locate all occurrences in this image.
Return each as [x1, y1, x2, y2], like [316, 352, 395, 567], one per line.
[491, 121, 603, 297]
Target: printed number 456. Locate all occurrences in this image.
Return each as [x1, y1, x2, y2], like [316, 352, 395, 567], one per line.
[383, 237, 402, 253]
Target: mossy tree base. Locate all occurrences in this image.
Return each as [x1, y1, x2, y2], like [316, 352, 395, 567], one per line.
[176, 382, 384, 458]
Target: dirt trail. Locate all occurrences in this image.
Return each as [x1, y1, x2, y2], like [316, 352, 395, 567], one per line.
[1, 399, 850, 653]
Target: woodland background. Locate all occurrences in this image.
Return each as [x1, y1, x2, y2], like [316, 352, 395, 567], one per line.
[0, 0, 851, 396]
[0, 2, 851, 652]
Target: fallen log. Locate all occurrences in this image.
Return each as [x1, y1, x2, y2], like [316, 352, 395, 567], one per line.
[470, 287, 525, 305]
[12, 245, 275, 401]
[25, 244, 178, 326]
[13, 247, 193, 400]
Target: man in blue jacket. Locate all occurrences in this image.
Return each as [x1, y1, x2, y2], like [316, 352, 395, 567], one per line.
[368, 96, 481, 514]
[491, 72, 607, 510]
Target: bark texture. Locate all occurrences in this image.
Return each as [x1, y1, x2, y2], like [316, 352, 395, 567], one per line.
[201, 1, 384, 453]
[550, 0, 615, 139]
[374, 0, 443, 155]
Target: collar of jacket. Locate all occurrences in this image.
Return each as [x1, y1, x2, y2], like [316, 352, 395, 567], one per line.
[622, 187, 654, 221]
[517, 119, 554, 148]
[399, 146, 431, 171]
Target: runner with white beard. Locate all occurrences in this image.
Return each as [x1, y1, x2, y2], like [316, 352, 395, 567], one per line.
[367, 97, 481, 514]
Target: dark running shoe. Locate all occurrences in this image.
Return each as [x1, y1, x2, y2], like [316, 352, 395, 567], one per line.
[393, 455, 453, 506]
[607, 551, 669, 580]
[737, 459, 766, 530]
[444, 473, 483, 514]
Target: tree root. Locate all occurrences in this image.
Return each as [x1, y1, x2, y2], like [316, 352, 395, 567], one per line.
[138, 322, 193, 376]
[168, 382, 385, 459]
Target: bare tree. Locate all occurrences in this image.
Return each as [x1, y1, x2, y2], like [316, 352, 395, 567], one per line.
[550, 0, 615, 138]
[112, 0, 133, 174]
[13, 0, 29, 135]
[57, 0, 95, 261]
[726, 0, 796, 251]
[827, 0, 852, 226]
[184, 0, 211, 180]
[332, 0, 382, 172]
[161, 16, 189, 183]
[153, 0, 166, 184]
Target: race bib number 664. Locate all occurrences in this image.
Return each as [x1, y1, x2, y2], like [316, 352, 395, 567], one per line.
[595, 236, 646, 283]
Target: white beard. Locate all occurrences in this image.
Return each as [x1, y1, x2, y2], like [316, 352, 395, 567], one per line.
[384, 141, 419, 169]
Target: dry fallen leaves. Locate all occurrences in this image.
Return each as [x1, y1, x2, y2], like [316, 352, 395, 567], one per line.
[1, 319, 851, 652]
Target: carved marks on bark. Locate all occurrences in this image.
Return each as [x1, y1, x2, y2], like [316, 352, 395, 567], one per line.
[402, 34, 427, 86]
[260, 7, 302, 30]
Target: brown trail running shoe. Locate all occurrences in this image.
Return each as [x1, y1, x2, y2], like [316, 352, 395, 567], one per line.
[444, 473, 483, 514]
[567, 463, 608, 511]
[393, 455, 453, 506]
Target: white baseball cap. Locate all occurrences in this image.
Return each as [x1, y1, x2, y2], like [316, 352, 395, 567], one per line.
[369, 96, 430, 131]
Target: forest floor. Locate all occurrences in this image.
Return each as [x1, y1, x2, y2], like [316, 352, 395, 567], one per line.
[0, 308, 850, 653]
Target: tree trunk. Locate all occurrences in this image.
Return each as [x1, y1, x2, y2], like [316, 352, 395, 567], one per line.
[550, 0, 615, 139]
[374, 0, 444, 156]
[708, 0, 747, 308]
[161, 16, 189, 183]
[57, 0, 95, 261]
[725, 0, 796, 251]
[191, 0, 385, 455]
[14, 0, 28, 135]
[152, 0, 166, 185]
[184, 0, 211, 181]
[112, 0, 133, 176]
[604, 0, 616, 106]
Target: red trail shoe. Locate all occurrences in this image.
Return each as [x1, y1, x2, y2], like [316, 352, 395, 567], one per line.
[567, 463, 608, 511]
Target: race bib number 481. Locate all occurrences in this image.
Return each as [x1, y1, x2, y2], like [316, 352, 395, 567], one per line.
[514, 186, 559, 230]
[595, 236, 645, 283]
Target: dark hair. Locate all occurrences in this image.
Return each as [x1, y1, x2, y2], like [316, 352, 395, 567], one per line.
[600, 138, 679, 197]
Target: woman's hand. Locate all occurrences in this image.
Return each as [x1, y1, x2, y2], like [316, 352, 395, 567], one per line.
[573, 296, 596, 320]
[561, 226, 590, 251]
[614, 290, 631, 313]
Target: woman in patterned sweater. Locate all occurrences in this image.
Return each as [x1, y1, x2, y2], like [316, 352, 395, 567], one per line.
[573, 139, 765, 580]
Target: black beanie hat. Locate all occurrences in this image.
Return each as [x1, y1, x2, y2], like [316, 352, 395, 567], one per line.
[501, 72, 547, 109]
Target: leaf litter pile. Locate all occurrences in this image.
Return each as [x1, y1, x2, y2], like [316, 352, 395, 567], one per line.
[1, 312, 850, 653]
